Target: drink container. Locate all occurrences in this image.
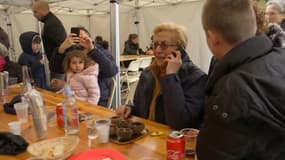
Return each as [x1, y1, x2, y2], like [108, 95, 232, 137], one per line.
[167, 131, 185, 160]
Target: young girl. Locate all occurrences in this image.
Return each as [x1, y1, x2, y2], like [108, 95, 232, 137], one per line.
[55, 49, 100, 104]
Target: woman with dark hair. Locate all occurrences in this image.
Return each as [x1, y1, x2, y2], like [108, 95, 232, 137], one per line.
[123, 33, 144, 55]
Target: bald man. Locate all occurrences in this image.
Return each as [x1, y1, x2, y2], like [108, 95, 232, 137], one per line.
[32, 0, 66, 81]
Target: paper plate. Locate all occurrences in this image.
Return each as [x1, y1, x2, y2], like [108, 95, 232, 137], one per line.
[27, 136, 79, 160]
[69, 148, 126, 160]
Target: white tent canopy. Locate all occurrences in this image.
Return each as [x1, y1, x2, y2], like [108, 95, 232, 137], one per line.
[0, 0, 211, 72]
[0, 0, 212, 107]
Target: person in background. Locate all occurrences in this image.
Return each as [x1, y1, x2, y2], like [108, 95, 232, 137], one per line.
[123, 33, 144, 55]
[0, 27, 9, 73]
[116, 23, 207, 130]
[145, 35, 154, 55]
[55, 48, 100, 104]
[265, 0, 285, 30]
[94, 36, 110, 51]
[208, 1, 285, 76]
[101, 40, 109, 50]
[32, 0, 66, 80]
[197, 0, 285, 159]
[0, 27, 10, 50]
[51, 26, 118, 107]
[0, 29, 22, 84]
[18, 32, 46, 89]
[94, 35, 103, 49]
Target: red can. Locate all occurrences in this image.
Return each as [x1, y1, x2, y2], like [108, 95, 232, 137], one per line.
[167, 131, 185, 160]
[56, 103, 64, 127]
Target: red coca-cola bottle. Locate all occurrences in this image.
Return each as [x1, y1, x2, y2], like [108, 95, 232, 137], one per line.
[167, 131, 185, 160]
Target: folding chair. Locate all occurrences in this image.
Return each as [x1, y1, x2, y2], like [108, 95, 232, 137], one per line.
[120, 59, 141, 93]
[139, 57, 153, 71]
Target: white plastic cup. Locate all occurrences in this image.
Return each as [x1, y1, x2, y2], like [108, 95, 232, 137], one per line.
[8, 121, 21, 135]
[14, 102, 29, 123]
[95, 119, 110, 143]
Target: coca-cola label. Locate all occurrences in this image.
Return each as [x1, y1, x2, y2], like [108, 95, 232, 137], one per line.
[167, 150, 182, 160]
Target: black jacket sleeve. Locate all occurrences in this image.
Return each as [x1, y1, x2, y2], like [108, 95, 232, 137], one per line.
[88, 48, 118, 78]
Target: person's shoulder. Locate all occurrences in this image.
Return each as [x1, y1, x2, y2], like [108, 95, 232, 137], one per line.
[45, 12, 64, 25]
[180, 60, 206, 79]
[82, 64, 99, 75]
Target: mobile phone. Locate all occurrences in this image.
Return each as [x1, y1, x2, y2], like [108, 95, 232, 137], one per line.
[178, 46, 187, 55]
[172, 46, 186, 57]
[70, 27, 80, 37]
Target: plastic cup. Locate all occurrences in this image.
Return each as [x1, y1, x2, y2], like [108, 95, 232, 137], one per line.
[180, 128, 199, 157]
[8, 121, 21, 135]
[86, 120, 98, 148]
[14, 102, 29, 123]
[95, 119, 110, 143]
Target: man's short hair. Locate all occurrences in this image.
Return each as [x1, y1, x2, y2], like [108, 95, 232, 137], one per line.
[33, 0, 50, 11]
[202, 0, 257, 44]
[153, 22, 188, 48]
[78, 26, 91, 37]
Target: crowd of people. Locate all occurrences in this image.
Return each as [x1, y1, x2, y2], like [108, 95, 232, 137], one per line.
[1, 0, 285, 159]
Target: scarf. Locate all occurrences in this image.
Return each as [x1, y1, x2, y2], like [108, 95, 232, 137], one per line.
[148, 61, 166, 120]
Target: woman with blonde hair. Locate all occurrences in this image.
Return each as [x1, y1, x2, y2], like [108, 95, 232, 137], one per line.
[116, 22, 207, 130]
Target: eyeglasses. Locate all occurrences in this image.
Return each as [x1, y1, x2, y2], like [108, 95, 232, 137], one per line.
[151, 42, 178, 50]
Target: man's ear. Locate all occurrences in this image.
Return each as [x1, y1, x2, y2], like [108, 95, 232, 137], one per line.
[207, 30, 220, 46]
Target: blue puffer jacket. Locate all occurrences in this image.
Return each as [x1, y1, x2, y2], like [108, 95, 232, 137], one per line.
[132, 51, 207, 130]
[18, 31, 46, 88]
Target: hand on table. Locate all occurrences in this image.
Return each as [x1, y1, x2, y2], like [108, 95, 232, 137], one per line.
[115, 105, 131, 119]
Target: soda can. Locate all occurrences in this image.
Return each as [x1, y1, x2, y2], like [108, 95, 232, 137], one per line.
[56, 103, 64, 127]
[167, 131, 185, 160]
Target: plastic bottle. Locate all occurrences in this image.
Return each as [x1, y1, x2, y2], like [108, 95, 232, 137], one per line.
[63, 84, 79, 135]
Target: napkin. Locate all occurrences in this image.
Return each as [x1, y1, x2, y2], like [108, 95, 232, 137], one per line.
[3, 95, 22, 114]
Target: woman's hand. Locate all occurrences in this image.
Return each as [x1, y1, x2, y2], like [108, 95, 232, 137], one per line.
[165, 50, 182, 74]
[79, 34, 94, 51]
[50, 78, 65, 89]
[115, 105, 131, 119]
[58, 33, 80, 54]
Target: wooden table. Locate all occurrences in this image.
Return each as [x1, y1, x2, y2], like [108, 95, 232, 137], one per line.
[0, 85, 195, 160]
[120, 55, 154, 62]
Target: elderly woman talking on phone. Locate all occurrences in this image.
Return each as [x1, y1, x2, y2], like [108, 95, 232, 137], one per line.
[116, 23, 207, 130]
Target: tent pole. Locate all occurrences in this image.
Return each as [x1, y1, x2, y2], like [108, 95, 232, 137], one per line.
[5, 14, 16, 62]
[110, 0, 121, 109]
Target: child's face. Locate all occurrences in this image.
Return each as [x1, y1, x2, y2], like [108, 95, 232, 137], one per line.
[32, 42, 41, 53]
[70, 56, 85, 73]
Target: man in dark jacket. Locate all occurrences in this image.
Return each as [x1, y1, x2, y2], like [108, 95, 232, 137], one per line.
[32, 0, 66, 80]
[197, 0, 285, 160]
[116, 23, 207, 130]
[50, 27, 118, 107]
[32, 0, 66, 61]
